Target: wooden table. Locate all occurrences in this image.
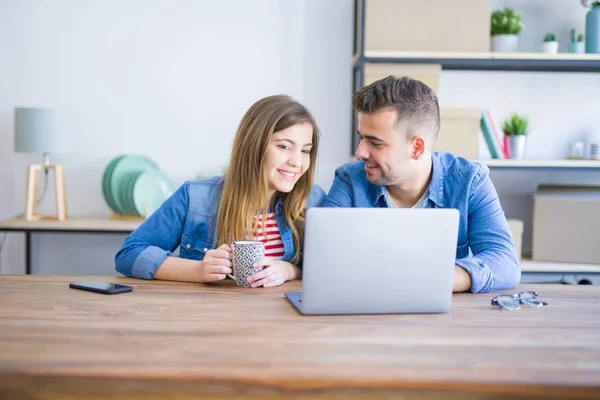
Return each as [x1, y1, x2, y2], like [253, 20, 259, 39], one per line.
[0, 217, 142, 274]
[1, 276, 599, 399]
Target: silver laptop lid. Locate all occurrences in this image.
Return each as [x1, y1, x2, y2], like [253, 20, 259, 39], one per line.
[300, 208, 459, 315]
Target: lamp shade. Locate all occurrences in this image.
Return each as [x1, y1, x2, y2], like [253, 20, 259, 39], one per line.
[14, 107, 61, 153]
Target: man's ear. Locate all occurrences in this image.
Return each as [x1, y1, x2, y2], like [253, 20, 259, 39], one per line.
[411, 136, 426, 160]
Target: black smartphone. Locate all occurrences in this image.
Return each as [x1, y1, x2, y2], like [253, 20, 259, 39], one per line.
[69, 280, 133, 295]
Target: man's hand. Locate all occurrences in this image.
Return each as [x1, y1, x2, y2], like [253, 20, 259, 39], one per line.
[246, 259, 297, 288]
[453, 264, 472, 292]
[199, 244, 232, 282]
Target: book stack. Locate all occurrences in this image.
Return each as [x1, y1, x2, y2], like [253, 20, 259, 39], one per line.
[480, 110, 509, 159]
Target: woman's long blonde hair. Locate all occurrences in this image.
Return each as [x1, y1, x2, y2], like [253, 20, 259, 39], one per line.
[215, 95, 320, 264]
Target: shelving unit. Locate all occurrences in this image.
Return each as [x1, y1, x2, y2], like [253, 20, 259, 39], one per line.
[480, 159, 600, 169]
[351, 0, 600, 153]
[352, 0, 600, 279]
[359, 51, 600, 73]
[520, 258, 600, 275]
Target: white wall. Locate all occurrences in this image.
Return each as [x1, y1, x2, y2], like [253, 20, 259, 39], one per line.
[1, 0, 599, 282]
[0, 0, 353, 275]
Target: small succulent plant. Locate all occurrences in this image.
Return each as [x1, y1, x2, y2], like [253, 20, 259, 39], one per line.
[544, 33, 557, 42]
[570, 29, 585, 43]
[503, 114, 529, 136]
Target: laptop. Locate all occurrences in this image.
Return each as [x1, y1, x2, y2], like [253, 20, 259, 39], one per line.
[285, 207, 459, 315]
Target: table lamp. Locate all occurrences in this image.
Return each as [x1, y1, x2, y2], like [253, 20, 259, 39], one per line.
[14, 107, 68, 221]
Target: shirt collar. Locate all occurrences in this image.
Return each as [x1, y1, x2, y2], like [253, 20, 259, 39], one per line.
[274, 195, 284, 213]
[368, 182, 388, 207]
[219, 175, 286, 213]
[427, 153, 444, 207]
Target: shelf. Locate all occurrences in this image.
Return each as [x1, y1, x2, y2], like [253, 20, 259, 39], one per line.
[0, 217, 142, 233]
[480, 159, 600, 169]
[357, 51, 600, 73]
[347, 157, 600, 169]
[520, 258, 600, 274]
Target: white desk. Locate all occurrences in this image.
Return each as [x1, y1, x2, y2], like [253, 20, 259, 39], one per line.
[0, 217, 143, 274]
[520, 258, 600, 283]
[521, 259, 600, 274]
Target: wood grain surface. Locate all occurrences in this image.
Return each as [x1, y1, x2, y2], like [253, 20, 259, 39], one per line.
[1, 275, 599, 399]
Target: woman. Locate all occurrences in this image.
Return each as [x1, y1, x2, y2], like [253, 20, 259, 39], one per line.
[115, 95, 325, 288]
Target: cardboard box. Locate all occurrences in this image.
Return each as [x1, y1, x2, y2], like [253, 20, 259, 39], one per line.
[507, 219, 523, 260]
[362, 0, 491, 53]
[434, 109, 481, 160]
[532, 185, 600, 264]
[364, 63, 441, 93]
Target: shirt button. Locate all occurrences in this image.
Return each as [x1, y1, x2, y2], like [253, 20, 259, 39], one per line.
[186, 244, 191, 249]
[281, 223, 287, 228]
[203, 248, 208, 252]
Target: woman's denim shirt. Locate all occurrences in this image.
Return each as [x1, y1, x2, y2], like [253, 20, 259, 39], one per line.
[115, 176, 326, 279]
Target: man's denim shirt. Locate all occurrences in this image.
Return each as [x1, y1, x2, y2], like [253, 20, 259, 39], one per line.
[115, 176, 326, 280]
[322, 152, 520, 293]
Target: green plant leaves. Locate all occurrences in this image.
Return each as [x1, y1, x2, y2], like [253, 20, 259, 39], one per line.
[491, 8, 524, 35]
[502, 114, 529, 136]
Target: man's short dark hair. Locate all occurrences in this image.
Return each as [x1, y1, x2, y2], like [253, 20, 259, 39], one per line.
[352, 75, 440, 142]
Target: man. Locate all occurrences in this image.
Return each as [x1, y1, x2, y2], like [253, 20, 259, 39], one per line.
[322, 75, 520, 293]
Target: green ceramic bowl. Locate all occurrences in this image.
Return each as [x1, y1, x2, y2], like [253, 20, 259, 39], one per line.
[109, 155, 159, 215]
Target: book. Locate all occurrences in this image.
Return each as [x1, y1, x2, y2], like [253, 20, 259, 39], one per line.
[480, 110, 505, 159]
[485, 110, 508, 159]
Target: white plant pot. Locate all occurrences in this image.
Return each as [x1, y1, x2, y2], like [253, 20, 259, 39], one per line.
[541, 41, 559, 54]
[507, 136, 527, 160]
[490, 34, 519, 52]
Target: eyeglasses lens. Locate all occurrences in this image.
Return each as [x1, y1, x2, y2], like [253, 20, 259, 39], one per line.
[496, 295, 521, 311]
[520, 291, 548, 307]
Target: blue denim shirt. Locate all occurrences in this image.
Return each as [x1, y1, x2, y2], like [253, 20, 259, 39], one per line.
[322, 152, 520, 293]
[115, 176, 326, 280]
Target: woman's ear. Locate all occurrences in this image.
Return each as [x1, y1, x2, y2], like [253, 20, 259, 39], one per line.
[411, 136, 426, 160]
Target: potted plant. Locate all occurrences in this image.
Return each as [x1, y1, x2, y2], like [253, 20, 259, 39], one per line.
[503, 114, 529, 160]
[541, 33, 559, 54]
[490, 7, 524, 52]
[568, 29, 585, 53]
[582, 0, 600, 53]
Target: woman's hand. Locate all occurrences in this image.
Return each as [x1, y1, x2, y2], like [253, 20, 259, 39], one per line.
[199, 244, 232, 282]
[246, 259, 298, 288]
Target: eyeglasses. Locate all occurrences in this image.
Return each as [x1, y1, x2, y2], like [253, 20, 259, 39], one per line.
[491, 291, 548, 311]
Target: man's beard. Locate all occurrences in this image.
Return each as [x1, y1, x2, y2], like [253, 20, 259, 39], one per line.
[366, 171, 396, 186]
